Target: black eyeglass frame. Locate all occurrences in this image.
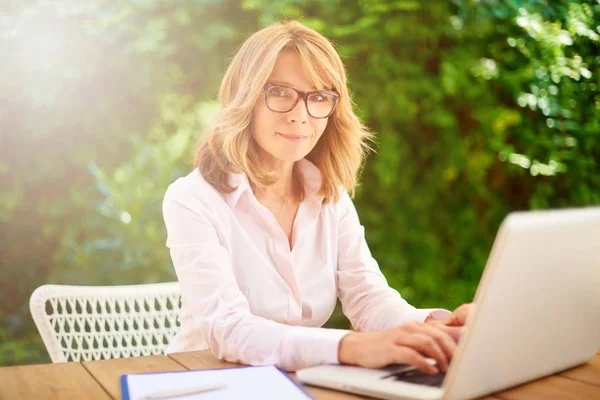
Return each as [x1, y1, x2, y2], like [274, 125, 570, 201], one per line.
[262, 83, 340, 119]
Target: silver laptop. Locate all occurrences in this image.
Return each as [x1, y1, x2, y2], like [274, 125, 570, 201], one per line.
[297, 207, 600, 400]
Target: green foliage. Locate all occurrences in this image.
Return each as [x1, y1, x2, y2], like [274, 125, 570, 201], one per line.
[52, 95, 218, 285]
[0, 0, 243, 365]
[1, 0, 598, 365]
[0, 310, 49, 366]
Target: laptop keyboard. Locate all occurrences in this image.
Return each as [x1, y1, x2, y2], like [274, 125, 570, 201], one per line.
[381, 368, 446, 387]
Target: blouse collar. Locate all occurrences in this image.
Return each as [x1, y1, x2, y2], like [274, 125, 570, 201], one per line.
[224, 158, 323, 210]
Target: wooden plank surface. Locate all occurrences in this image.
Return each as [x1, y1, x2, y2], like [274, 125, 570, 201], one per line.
[83, 355, 187, 400]
[168, 350, 240, 370]
[493, 375, 600, 400]
[1, 351, 596, 400]
[560, 353, 600, 388]
[0, 362, 110, 400]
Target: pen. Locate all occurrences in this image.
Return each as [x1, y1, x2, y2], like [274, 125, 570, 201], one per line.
[140, 382, 227, 400]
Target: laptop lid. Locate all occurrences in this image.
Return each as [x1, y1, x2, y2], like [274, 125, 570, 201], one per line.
[442, 207, 600, 400]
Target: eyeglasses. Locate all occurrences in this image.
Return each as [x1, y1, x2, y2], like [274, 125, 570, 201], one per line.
[263, 83, 339, 119]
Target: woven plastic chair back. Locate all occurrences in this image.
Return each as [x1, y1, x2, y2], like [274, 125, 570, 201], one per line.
[29, 282, 181, 363]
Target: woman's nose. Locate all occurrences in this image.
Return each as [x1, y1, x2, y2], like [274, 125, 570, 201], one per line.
[287, 98, 309, 124]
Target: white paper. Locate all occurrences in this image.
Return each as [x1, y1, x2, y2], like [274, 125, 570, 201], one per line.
[123, 365, 312, 400]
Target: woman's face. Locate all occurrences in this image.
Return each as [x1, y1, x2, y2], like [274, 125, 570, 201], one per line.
[251, 50, 330, 164]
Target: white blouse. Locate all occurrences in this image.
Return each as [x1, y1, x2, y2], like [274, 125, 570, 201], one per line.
[162, 158, 445, 371]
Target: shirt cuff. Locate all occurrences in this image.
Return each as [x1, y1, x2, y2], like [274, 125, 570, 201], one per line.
[426, 308, 452, 321]
[281, 327, 351, 371]
[418, 308, 452, 322]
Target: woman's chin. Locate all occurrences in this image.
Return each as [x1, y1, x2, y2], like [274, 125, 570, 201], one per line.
[277, 153, 309, 163]
[263, 145, 313, 163]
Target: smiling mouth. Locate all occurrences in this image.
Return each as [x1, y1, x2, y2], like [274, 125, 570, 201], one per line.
[277, 132, 308, 142]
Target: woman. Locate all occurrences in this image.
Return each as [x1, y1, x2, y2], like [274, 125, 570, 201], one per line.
[162, 20, 473, 374]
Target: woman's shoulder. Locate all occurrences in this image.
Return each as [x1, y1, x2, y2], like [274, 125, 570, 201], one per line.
[330, 186, 353, 210]
[163, 168, 227, 214]
[327, 188, 360, 222]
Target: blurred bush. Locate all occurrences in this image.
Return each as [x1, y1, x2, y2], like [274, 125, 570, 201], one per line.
[51, 96, 218, 285]
[1, 0, 598, 365]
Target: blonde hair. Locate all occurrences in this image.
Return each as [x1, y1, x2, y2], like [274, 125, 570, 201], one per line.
[194, 20, 373, 204]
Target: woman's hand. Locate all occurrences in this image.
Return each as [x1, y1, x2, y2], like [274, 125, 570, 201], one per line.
[442, 303, 475, 327]
[425, 303, 475, 328]
[338, 321, 462, 375]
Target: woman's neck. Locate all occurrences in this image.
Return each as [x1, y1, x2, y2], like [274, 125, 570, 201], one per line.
[253, 150, 301, 201]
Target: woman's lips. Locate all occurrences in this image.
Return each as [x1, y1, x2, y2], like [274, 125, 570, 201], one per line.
[277, 132, 308, 142]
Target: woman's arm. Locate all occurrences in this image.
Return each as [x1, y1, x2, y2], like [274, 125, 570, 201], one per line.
[162, 183, 350, 371]
[336, 192, 448, 332]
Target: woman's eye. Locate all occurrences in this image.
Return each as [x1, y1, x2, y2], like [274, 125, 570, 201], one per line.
[269, 88, 288, 97]
[310, 93, 326, 102]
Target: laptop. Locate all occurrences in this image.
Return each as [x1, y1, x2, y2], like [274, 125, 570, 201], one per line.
[297, 207, 600, 400]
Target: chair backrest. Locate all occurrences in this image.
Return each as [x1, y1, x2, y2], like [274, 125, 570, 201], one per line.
[30, 282, 181, 363]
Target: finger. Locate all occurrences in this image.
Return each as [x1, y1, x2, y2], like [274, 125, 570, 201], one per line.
[417, 324, 458, 364]
[446, 303, 473, 326]
[437, 325, 463, 343]
[442, 315, 456, 325]
[393, 346, 439, 375]
[395, 333, 449, 372]
[399, 321, 462, 358]
[443, 313, 464, 326]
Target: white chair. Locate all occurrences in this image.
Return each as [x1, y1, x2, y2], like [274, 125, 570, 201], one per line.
[30, 282, 181, 363]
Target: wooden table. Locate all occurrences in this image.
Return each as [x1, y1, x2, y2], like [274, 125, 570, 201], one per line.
[1, 349, 599, 400]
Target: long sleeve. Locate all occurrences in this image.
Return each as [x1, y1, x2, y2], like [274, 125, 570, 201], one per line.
[162, 185, 350, 371]
[336, 192, 447, 332]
